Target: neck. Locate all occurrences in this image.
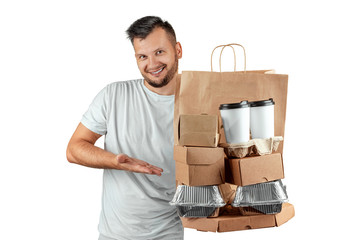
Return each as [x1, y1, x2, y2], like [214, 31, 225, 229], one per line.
[143, 73, 177, 95]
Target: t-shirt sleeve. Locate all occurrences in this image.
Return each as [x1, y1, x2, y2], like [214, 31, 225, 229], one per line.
[81, 85, 108, 135]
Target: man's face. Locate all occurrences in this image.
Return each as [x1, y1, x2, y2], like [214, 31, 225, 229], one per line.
[133, 27, 182, 88]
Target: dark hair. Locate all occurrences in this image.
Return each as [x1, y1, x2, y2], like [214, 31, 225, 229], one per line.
[126, 16, 176, 45]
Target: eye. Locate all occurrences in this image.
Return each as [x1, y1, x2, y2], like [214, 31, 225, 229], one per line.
[138, 55, 147, 60]
[156, 50, 164, 55]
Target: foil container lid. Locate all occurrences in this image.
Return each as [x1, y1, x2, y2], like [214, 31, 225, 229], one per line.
[170, 185, 226, 207]
[232, 180, 288, 207]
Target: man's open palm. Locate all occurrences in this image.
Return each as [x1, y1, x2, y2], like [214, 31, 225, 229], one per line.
[115, 154, 163, 176]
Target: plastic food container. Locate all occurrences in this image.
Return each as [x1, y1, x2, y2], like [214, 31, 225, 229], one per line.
[170, 185, 226, 217]
[251, 204, 283, 214]
[176, 206, 218, 218]
[232, 180, 288, 214]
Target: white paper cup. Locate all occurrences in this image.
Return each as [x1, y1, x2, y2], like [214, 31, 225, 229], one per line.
[250, 98, 275, 139]
[219, 101, 250, 143]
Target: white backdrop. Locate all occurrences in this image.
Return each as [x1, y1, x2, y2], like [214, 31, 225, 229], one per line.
[1, 0, 359, 239]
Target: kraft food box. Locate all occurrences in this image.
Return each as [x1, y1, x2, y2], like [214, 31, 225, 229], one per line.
[174, 146, 225, 186]
[225, 153, 284, 186]
[178, 114, 220, 148]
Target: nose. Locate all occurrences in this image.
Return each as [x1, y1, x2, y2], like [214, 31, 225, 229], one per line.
[147, 55, 160, 70]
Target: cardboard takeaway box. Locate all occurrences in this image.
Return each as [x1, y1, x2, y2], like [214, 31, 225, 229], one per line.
[174, 145, 225, 186]
[225, 153, 285, 186]
[178, 114, 220, 148]
[181, 203, 295, 232]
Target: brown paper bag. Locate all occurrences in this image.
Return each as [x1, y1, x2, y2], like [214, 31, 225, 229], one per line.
[174, 44, 288, 154]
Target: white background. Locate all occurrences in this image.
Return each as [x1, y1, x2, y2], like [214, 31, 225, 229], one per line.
[1, 0, 359, 239]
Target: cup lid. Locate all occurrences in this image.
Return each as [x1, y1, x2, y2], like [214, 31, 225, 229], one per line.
[219, 100, 250, 110]
[249, 98, 275, 107]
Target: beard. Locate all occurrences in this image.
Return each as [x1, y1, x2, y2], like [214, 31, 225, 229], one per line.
[142, 56, 178, 88]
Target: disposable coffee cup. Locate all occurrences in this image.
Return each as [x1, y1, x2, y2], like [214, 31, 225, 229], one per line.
[249, 98, 275, 139]
[219, 101, 250, 143]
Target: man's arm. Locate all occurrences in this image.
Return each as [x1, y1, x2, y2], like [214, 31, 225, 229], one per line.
[66, 123, 163, 176]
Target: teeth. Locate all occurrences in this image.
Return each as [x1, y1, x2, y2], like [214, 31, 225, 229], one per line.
[152, 67, 164, 74]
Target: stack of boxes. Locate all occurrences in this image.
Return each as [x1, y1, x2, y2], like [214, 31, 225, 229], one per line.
[171, 114, 294, 232]
[174, 114, 224, 186]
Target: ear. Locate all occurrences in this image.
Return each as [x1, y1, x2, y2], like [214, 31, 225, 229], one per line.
[175, 42, 183, 59]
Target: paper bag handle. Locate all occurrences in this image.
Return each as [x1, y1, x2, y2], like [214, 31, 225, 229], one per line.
[211, 44, 236, 72]
[211, 43, 247, 72]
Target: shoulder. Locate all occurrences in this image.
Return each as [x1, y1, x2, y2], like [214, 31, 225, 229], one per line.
[103, 79, 144, 98]
[107, 79, 142, 88]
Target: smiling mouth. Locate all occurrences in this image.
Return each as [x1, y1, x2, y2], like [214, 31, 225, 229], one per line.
[148, 66, 165, 76]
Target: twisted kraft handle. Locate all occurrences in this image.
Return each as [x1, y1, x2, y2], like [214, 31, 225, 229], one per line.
[211, 43, 246, 72]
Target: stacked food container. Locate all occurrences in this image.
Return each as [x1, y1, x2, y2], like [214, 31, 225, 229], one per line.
[171, 98, 294, 232]
[170, 185, 225, 218]
[219, 99, 290, 215]
[231, 180, 288, 215]
[172, 114, 226, 218]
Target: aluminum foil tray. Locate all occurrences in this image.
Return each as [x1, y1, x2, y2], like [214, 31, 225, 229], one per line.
[232, 180, 288, 207]
[252, 203, 283, 214]
[170, 185, 225, 207]
[176, 206, 217, 218]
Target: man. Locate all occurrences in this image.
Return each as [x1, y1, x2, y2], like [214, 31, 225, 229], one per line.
[66, 16, 183, 240]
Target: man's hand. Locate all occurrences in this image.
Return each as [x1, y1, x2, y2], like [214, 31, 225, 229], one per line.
[115, 154, 163, 176]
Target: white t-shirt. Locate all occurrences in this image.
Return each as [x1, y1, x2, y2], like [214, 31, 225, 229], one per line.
[81, 79, 183, 240]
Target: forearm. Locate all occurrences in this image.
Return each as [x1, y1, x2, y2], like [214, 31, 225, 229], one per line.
[66, 123, 163, 175]
[66, 139, 117, 169]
